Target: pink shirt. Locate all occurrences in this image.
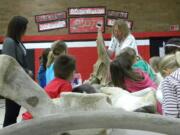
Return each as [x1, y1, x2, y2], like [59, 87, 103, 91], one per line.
[124, 69, 157, 92]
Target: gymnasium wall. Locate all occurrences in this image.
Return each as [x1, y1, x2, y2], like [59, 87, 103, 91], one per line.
[0, 0, 180, 36]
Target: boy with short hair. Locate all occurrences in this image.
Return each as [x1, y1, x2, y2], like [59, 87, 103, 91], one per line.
[45, 55, 76, 98]
[22, 55, 76, 120]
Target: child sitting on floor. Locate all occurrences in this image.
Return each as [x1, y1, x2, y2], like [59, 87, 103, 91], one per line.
[110, 47, 157, 92]
[22, 55, 76, 120]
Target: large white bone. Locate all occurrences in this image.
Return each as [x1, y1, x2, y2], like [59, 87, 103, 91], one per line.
[57, 92, 112, 111]
[0, 109, 180, 135]
[100, 87, 156, 112]
[0, 54, 61, 118]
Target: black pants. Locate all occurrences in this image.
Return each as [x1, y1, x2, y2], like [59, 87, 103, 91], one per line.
[3, 99, 21, 127]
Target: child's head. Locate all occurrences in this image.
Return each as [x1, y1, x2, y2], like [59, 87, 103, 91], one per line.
[72, 84, 96, 94]
[46, 40, 67, 68]
[112, 19, 130, 41]
[159, 51, 180, 77]
[116, 47, 137, 65]
[54, 55, 76, 81]
[52, 40, 67, 57]
[165, 38, 180, 54]
[149, 56, 161, 73]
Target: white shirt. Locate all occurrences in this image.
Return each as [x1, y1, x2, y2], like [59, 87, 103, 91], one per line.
[156, 82, 163, 104]
[108, 34, 138, 57]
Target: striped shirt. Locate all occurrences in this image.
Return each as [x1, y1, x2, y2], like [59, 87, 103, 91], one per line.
[161, 68, 180, 118]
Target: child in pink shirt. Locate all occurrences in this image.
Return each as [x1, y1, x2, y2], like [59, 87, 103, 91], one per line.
[110, 47, 157, 92]
[124, 68, 157, 92]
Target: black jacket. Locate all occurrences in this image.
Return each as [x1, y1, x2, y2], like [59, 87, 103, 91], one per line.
[2, 37, 28, 69]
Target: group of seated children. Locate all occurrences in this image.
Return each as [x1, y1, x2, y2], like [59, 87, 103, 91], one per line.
[34, 25, 180, 120]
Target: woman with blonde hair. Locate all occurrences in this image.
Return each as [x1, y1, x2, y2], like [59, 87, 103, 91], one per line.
[107, 19, 138, 58]
[159, 51, 180, 118]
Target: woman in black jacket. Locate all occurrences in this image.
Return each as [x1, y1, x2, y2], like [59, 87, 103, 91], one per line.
[2, 16, 29, 127]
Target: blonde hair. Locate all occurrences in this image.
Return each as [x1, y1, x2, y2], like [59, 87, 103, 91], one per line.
[159, 51, 180, 77]
[46, 51, 54, 68]
[46, 40, 67, 68]
[149, 56, 161, 72]
[112, 19, 130, 40]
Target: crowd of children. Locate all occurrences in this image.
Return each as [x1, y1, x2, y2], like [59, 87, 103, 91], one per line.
[2, 16, 180, 127]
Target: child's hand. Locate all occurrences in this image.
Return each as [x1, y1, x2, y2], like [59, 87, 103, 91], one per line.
[96, 23, 102, 32]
